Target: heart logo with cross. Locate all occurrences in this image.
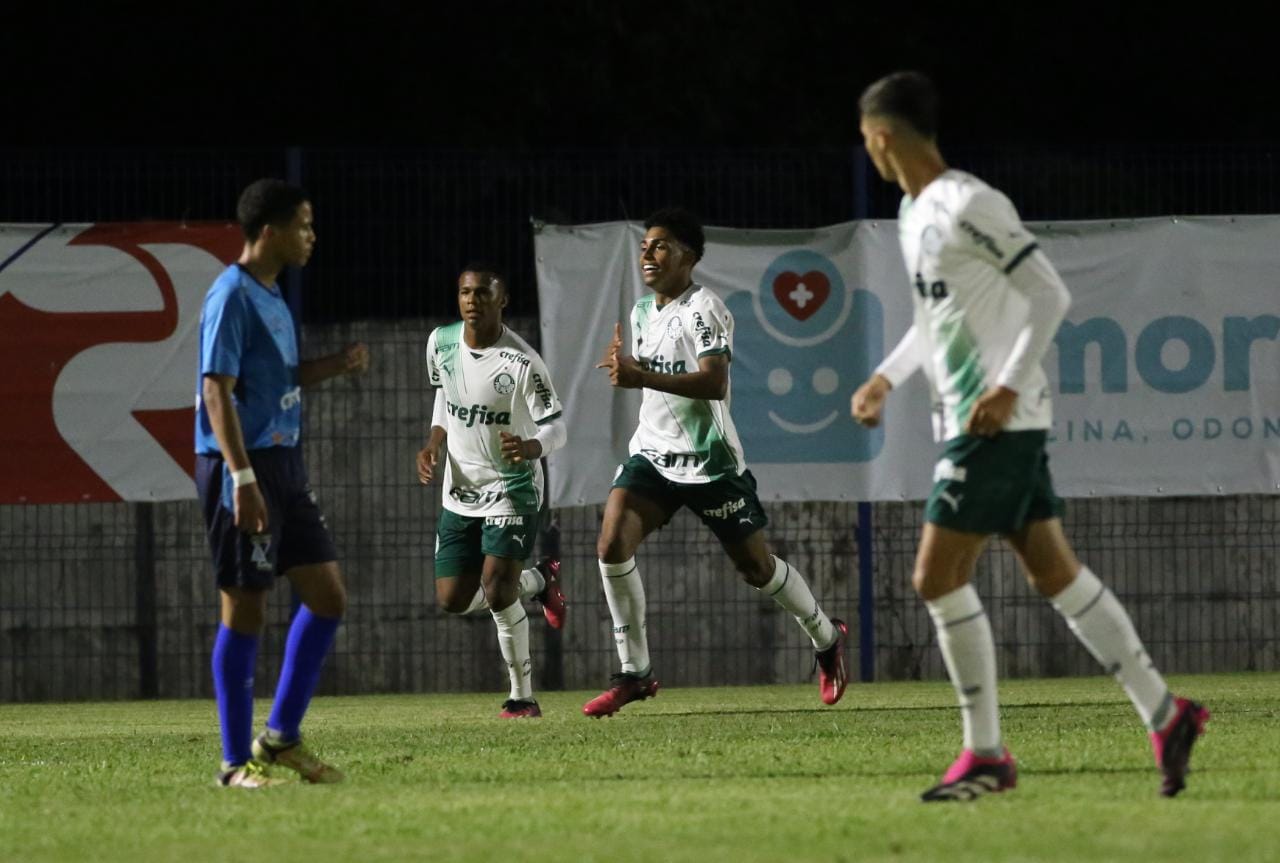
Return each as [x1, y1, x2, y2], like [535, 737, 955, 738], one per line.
[771, 271, 830, 321]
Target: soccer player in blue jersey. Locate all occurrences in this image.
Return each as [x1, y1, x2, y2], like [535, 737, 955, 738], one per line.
[196, 179, 369, 787]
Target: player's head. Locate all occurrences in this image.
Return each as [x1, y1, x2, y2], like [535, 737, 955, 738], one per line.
[457, 261, 508, 329]
[641, 207, 704, 295]
[857, 71, 940, 182]
[237, 179, 314, 266]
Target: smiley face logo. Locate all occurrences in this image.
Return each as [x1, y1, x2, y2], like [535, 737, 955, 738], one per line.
[726, 249, 884, 463]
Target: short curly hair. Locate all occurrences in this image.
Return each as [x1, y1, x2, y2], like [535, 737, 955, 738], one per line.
[644, 207, 705, 261]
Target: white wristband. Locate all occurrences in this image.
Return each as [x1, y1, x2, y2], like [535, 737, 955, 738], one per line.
[231, 467, 257, 488]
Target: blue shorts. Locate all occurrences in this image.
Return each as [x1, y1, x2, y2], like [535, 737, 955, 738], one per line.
[196, 446, 338, 590]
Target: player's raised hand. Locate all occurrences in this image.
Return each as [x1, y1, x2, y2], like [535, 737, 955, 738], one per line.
[595, 323, 623, 371]
[416, 444, 441, 484]
[965, 386, 1018, 438]
[342, 342, 371, 376]
[851, 374, 891, 428]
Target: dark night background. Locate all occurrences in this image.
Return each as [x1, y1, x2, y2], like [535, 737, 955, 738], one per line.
[5, 4, 1276, 148]
[2, 4, 1276, 319]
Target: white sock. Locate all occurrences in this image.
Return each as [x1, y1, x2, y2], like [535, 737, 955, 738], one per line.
[490, 600, 533, 701]
[519, 567, 545, 600]
[463, 588, 488, 615]
[926, 585, 1001, 757]
[599, 558, 650, 676]
[758, 556, 837, 649]
[1051, 566, 1174, 731]
[461, 569, 543, 616]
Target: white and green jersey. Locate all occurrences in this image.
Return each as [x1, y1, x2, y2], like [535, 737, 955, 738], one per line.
[628, 284, 745, 483]
[426, 322, 563, 516]
[897, 169, 1054, 441]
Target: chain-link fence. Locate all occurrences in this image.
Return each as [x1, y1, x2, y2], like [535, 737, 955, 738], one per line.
[1, 146, 1276, 701]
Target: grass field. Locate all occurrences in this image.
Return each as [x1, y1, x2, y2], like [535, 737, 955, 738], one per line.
[1, 672, 1276, 862]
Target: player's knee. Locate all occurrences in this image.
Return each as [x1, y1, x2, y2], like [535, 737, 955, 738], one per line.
[733, 555, 772, 587]
[596, 533, 630, 564]
[912, 566, 956, 601]
[309, 582, 347, 618]
[436, 584, 472, 615]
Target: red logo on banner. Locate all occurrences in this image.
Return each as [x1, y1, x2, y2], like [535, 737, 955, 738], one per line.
[771, 271, 830, 321]
[0, 223, 240, 503]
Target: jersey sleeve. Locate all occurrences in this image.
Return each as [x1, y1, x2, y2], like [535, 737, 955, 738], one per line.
[955, 188, 1040, 275]
[424, 329, 441, 388]
[523, 351, 564, 426]
[692, 294, 732, 360]
[199, 287, 248, 379]
[628, 302, 642, 353]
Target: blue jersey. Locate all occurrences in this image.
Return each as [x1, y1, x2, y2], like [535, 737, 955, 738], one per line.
[195, 264, 301, 454]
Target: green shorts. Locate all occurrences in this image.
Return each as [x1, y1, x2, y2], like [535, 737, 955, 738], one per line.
[925, 430, 1065, 536]
[611, 454, 769, 544]
[434, 508, 540, 579]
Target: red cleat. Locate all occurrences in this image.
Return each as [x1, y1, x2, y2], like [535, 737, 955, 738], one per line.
[1150, 696, 1209, 797]
[816, 619, 849, 706]
[535, 557, 567, 630]
[582, 673, 659, 717]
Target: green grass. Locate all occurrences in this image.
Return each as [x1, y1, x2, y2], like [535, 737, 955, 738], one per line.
[1, 673, 1276, 863]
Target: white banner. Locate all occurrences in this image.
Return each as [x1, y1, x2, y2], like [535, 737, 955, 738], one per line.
[535, 216, 1280, 506]
[0, 222, 241, 503]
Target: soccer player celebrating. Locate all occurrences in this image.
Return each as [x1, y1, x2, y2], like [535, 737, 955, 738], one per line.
[586, 207, 848, 717]
[851, 72, 1208, 801]
[417, 264, 568, 718]
[197, 179, 368, 787]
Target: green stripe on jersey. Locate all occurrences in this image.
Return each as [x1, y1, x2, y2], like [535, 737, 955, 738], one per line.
[633, 296, 656, 332]
[679, 399, 738, 480]
[935, 313, 986, 429]
[435, 321, 463, 348]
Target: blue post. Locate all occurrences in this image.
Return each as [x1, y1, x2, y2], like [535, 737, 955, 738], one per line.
[855, 502, 874, 682]
[852, 145, 875, 682]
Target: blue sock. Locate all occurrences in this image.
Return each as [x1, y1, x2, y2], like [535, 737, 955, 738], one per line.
[267, 607, 341, 741]
[212, 624, 258, 766]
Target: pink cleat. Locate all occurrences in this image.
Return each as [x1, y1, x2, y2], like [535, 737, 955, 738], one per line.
[1150, 696, 1209, 797]
[921, 748, 1017, 802]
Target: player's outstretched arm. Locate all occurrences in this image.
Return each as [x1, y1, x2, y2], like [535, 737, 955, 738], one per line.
[635, 353, 728, 400]
[300, 342, 371, 386]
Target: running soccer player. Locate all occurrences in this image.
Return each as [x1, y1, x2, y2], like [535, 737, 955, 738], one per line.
[417, 263, 568, 718]
[851, 71, 1208, 801]
[586, 207, 848, 717]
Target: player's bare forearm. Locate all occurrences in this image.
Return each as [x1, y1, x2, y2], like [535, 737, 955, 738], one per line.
[425, 425, 447, 451]
[499, 431, 542, 464]
[637, 353, 729, 400]
[201, 375, 252, 471]
[300, 342, 370, 386]
[638, 368, 728, 400]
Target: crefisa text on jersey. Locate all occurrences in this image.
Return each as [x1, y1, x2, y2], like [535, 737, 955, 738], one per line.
[447, 401, 511, 428]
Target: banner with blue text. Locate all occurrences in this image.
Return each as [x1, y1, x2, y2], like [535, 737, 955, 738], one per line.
[535, 217, 1280, 505]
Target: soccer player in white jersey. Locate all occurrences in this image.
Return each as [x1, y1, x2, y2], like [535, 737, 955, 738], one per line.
[585, 208, 848, 717]
[416, 264, 568, 718]
[851, 72, 1208, 801]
